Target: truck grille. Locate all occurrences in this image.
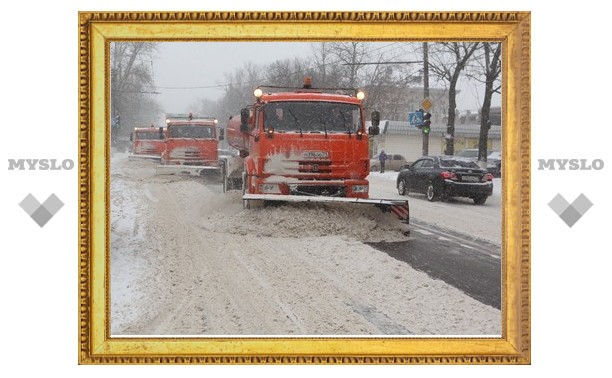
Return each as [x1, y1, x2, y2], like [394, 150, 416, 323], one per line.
[137, 147, 159, 155]
[289, 185, 346, 197]
[169, 149, 204, 159]
[184, 150, 202, 158]
[298, 161, 332, 174]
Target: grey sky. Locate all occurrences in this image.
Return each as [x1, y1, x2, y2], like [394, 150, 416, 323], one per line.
[153, 42, 313, 113]
[151, 42, 499, 114]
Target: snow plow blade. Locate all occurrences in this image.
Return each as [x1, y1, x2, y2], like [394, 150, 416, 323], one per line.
[242, 194, 410, 223]
[155, 165, 221, 176]
[128, 154, 161, 162]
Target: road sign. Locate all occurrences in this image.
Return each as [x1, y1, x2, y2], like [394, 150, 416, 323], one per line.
[421, 98, 433, 111]
[408, 111, 424, 127]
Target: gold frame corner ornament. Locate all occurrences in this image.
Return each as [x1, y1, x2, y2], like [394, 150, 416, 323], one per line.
[78, 10, 530, 365]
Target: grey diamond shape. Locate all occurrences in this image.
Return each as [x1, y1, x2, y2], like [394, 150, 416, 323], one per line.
[549, 193, 593, 228]
[30, 205, 54, 227]
[548, 194, 569, 216]
[19, 193, 64, 227]
[559, 205, 582, 228]
[571, 193, 593, 215]
[19, 193, 41, 216]
[42, 194, 64, 215]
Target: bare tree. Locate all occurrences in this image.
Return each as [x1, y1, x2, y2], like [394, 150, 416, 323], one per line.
[190, 97, 219, 119]
[211, 42, 483, 134]
[327, 42, 370, 88]
[472, 43, 502, 162]
[110, 42, 161, 145]
[362, 60, 409, 120]
[311, 42, 412, 117]
[264, 57, 312, 88]
[310, 42, 363, 89]
[217, 62, 264, 121]
[428, 42, 480, 155]
[311, 42, 330, 84]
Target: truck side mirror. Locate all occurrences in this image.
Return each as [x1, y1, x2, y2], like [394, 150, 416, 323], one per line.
[219, 128, 225, 141]
[369, 110, 381, 135]
[159, 127, 164, 140]
[129, 133, 133, 142]
[240, 108, 250, 133]
[371, 110, 380, 127]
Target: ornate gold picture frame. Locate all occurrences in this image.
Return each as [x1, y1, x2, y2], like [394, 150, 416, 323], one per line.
[78, 11, 530, 364]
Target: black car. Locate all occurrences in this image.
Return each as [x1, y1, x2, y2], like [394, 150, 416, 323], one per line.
[457, 148, 501, 177]
[487, 151, 502, 177]
[396, 156, 494, 204]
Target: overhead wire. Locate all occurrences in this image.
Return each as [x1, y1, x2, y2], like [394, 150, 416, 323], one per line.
[153, 42, 419, 92]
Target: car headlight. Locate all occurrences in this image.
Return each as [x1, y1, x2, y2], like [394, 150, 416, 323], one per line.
[352, 185, 368, 193]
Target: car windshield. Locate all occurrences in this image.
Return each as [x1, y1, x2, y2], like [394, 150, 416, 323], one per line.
[168, 125, 213, 139]
[439, 158, 481, 168]
[135, 131, 161, 140]
[458, 149, 478, 158]
[264, 101, 361, 133]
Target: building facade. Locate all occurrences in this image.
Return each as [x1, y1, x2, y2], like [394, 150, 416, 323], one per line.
[370, 108, 502, 164]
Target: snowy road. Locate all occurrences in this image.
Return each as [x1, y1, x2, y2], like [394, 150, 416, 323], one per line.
[370, 219, 502, 310]
[110, 153, 501, 336]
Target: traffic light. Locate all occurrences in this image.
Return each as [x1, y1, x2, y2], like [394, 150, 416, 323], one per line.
[422, 111, 431, 134]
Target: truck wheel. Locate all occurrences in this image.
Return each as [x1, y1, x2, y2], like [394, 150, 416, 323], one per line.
[219, 160, 226, 184]
[242, 172, 264, 209]
[242, 176, 249, 208]
[242, 172, 252, 209]
[243, 194, 264, 209]
[222, 164, 229, 192]
[226, 177, 240, 192]
[245, 199, 264, 209]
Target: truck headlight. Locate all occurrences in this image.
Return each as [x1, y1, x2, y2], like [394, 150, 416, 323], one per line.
[260, 183, 281, 194]
[352, 185, 368, 193]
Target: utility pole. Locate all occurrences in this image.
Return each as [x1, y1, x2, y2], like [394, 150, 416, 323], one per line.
[422, 42, 429, 156]
[343, 49, 432, 155]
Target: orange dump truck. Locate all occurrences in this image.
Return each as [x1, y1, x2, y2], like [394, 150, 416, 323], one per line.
[222, 78, 409, 224]
[156, 113, 223, 176]
[128, 125, 165, 161]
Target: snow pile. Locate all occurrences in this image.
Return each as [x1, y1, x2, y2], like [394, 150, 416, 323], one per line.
[201, 199, 409, 242]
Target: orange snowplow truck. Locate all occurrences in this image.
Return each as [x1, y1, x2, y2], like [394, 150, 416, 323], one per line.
[223, 78, 409, 223]
[128, 125, 165, 161]
[157, 113, 223, 176]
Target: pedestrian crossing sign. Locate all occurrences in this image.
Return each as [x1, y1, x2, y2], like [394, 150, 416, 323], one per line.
[408, 111, 424, 127]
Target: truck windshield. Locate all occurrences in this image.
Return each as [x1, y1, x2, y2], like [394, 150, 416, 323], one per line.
[264, 102, 362, 133]
[135, 131, 161, 140]
[168, 125, 214, 139]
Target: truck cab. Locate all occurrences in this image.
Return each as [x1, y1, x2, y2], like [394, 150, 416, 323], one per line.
[226, 81, 380, 199]
[129, 126, 165, 159]
[161, 113, 220, 168]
